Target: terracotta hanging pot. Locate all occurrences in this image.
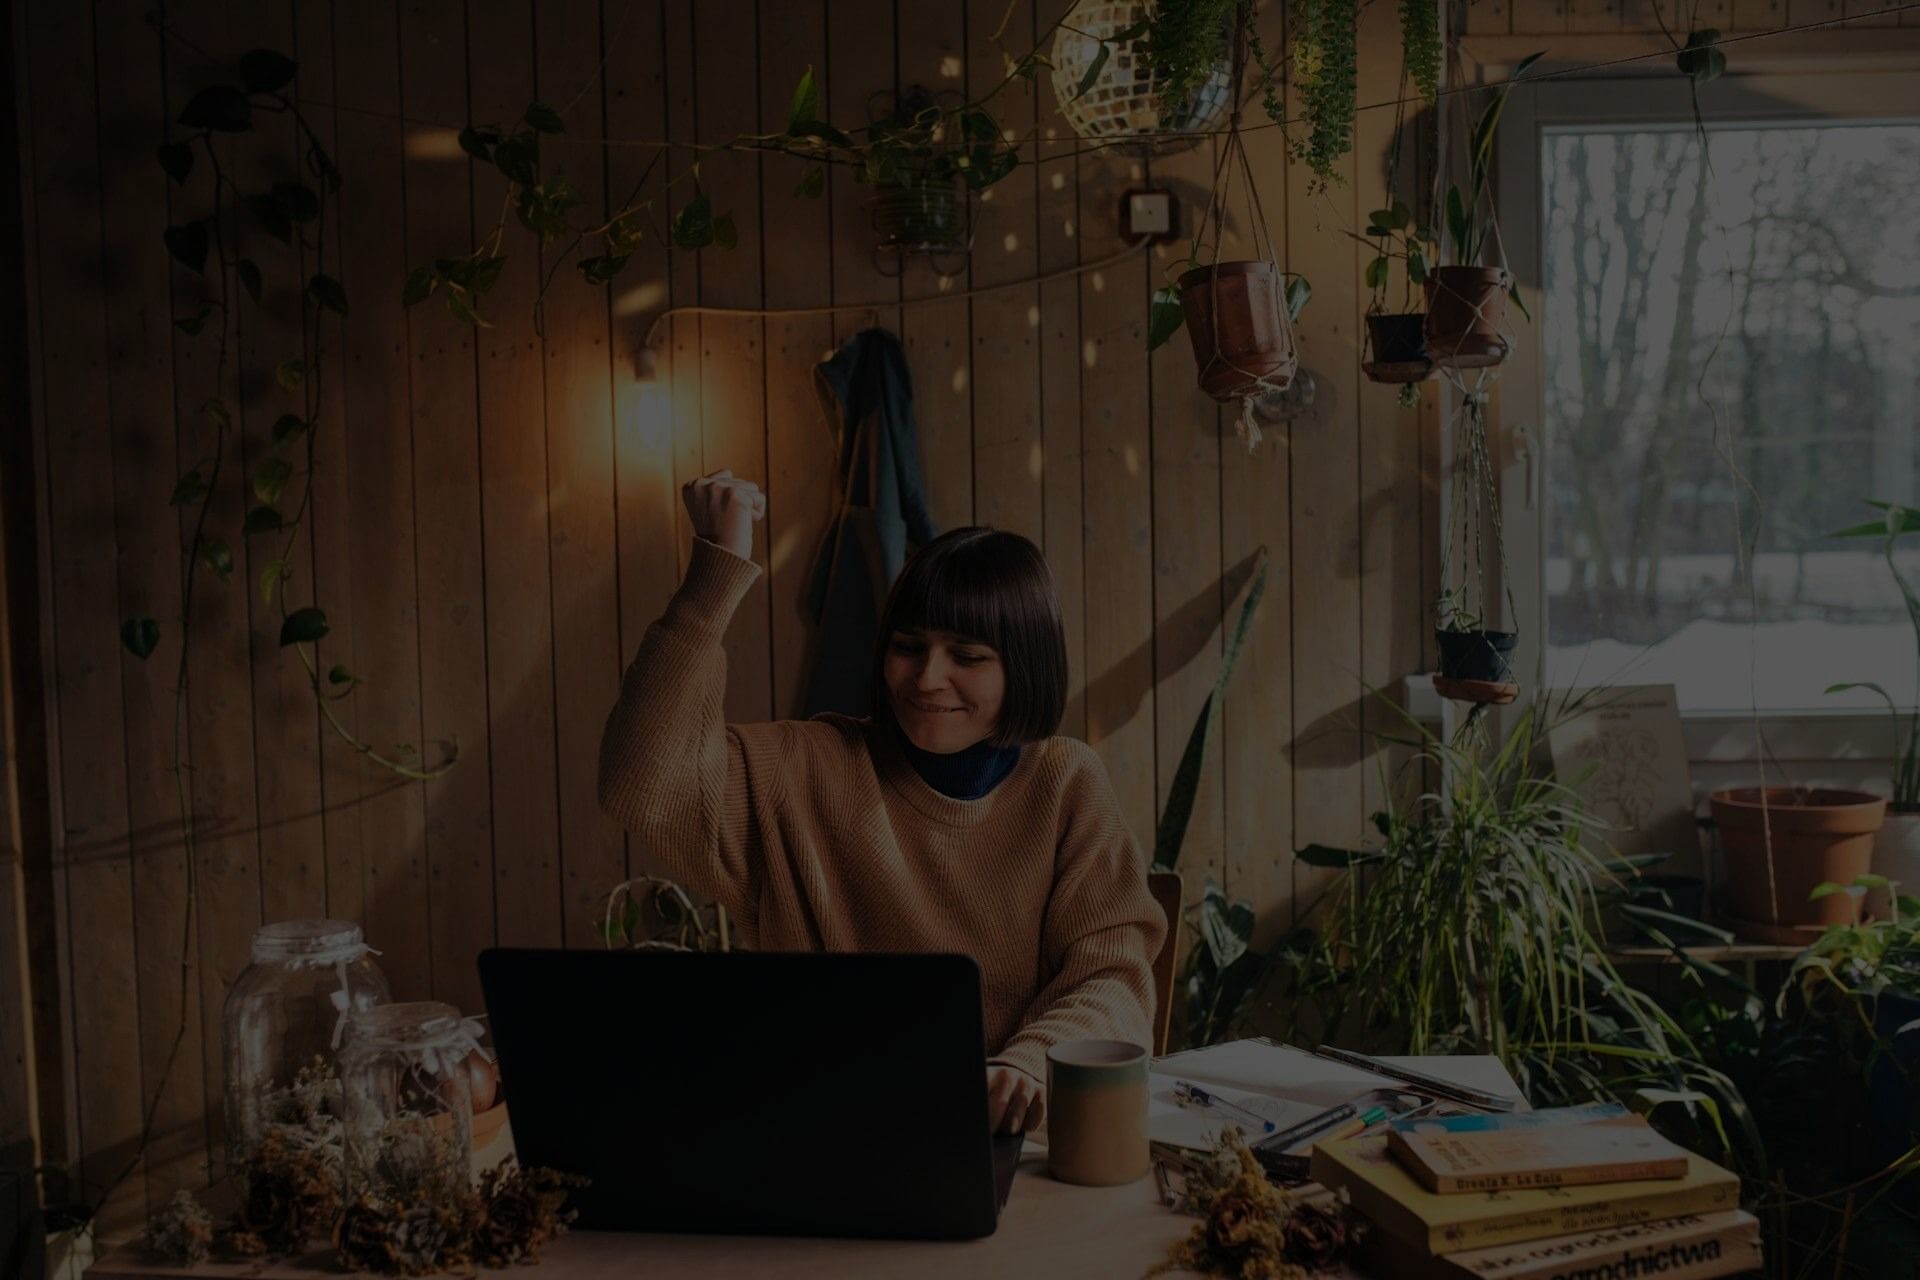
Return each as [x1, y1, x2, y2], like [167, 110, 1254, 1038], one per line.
[1424, 267, 1511, 370]
[1363, 312, 1434, 384]
[1177, 261, 1297, 403]
[1710, 787, 1884, 942]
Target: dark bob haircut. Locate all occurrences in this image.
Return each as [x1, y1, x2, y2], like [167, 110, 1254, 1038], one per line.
[871, 527, 1068, 748]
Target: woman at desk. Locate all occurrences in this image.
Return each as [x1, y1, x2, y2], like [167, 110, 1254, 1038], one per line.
[598, 470, 1166, 1136]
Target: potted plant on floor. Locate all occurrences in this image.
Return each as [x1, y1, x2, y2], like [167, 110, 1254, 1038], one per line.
[1827, 499, 1920, 920]
[1425, 52, 1541, 370]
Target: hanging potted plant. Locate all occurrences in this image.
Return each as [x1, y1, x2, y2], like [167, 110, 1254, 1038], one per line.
[1433, 391, 1518, 703]
[1426, 52, 1541, 370]
[1826, 499, 1920, 920]
[861, 87, 1015, 273]
[1360, 199, 1438, 398]
[1146, 7, 1304, 411]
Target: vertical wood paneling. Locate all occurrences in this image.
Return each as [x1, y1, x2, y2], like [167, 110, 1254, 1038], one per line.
[468, 0, 563, 951]
[165, 0, 265, 1177]
[535, 0, 626, 949]
[96, 0, 205, 1208]
[400, 0, 494, 1017]
[758, 2, 836, 721]
[663, 1, 704, 568]
[1033, 0, 1086, 741]
[827, 0, 901, 349]
[1509, 0, 1571, 34]
[25, 0, 145, 1229]
[967, 10, 1044, 544]
[334, 0, 431, 998]
[1729, 0, 1787, 30]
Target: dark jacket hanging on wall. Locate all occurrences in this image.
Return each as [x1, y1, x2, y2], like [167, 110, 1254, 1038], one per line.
[800, 328, 939, 719]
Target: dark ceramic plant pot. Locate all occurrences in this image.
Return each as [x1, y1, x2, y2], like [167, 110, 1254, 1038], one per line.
[1365, 312, 1429, 366]
[1424, 267, 1510, 369]
[1177, 261, 1298, 403]
[1435, 628, 1516, 684]
[1869, 990, 1920, 1179]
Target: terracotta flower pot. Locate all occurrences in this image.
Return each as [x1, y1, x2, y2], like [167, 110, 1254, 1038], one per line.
[1424, 267, 1510, 369]
[1177, 261, 1298, 403]
[1711, 787, 1885, 941]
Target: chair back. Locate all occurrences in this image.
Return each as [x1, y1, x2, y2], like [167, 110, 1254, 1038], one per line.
[1147, 870, 1184, 1057]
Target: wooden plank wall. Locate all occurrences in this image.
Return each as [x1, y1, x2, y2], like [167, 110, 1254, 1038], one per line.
[10, 0, 1563, 1228]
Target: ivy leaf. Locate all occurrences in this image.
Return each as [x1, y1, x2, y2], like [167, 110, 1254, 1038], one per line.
[1073, 41, 1111, 100]
[469, 255, 508, 293]
[251, 193, 294, 246]
[1364, 255, 1389, 290]
[327, 664, 355, 686]
[444, 289, 490, 328]
[457, 125, 498, 161]
[1677, 29, 1727, 84]
[402, 265, 437, 306]
[120, 617, 160, 660]
[177, 85, 251, 132]
[670, 189, 716, 250]
[174, 306, 209, 336]
[163, 223, 209, 274]
[156, 141, 194, 184]
[1284, 274, 1312, 322]
[786, 66, 820, 133]
[307, 273, 349, 315]
[1408, 246, 1428, 283]
[605, 210, 646, 254]
[493, 134, 538, 186]
[793, 120, 853, 148]
[577, 254, 629, 285]
[271, 413, 308, 446]
[252, 455, 292, 505]
[239, 49, 298, 94]
[712, 212, 738, 250]
[1147, 284, 1185, 351]
[793, 165, 826, 199]
[260, 558, 290, 605]
[200, 539, 235, 582]
[243, 504, 284, 535]
[169, 470, 208, 506]
[274, 359, 305, 391]
[279, 606, 329, 646]
[237, 258, 263, 304]
[523, 102, 565, 134]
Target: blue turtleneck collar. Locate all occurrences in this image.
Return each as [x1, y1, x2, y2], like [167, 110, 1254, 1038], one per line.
[898, 729, 1022, 800]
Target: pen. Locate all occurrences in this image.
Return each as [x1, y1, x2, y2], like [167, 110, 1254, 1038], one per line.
[1172, 1079, 1279, 1134]
[1317, 1105, 1389, 1145]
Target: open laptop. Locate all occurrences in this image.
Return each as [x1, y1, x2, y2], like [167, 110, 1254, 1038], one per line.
[477, 949, 1024, 1240]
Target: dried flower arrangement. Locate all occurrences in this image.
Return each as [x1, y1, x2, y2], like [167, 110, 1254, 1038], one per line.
[256, 1055, 345, 1157]
[139, 1190, 214, 1266]
[333, 1160, 588, 1276]
[225, 1126, 344, 1256]
[1147, 1132, 1364, 1280]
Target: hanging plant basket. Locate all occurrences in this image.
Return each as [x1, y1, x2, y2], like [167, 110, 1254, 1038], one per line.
[1433, 627, 1518, 704]
[1177, 261, 1298, 403]
[1362, 312, 1434, 384]
[1424, 267, 1510, 369]
[870, 174, 969, 264]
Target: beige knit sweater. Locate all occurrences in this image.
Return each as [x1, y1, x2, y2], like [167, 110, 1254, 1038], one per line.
[596, 538, 1167, 1081]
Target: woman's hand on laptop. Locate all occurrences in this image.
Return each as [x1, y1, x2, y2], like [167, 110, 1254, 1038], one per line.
[987, 1064, 1045, 1133]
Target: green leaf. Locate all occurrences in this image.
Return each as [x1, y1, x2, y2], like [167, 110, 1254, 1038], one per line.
[156, 141, 194, 184]
[279, 606, 329, 646]
[1446, 185, 1469, 260]
[457, 125, 499, 161]
[260, 558, 289, 605]
[712, 213, 738, 250]
[251, 194, 294, 247]
[307, 273, 348, 315]
[1147, 284, 1184, 352]
[163, 223, 209, 274]
[1809, 881, 1846, 901]
[243, 504, 284, 535]
[1618, 902, 1735, 943]
[169, 470, 208, 506]
[794, 165, 826, 199]
[239, 49, 298, 94]
[671, 189, 716, 250]
[199, 538, 234, 581]
[793, 120, 854, 148]
[274, 359, 305, 391]
[402, 265, 437, 306]
[1389, 199, 1412, 229]
[493, 133, 539, 186]
[1677, 30, 1727, 84]
[252, 455, 292, 505]
[1283, 274, 1312, 322]
[1296, 843, 1385, 868]
[328, 664, 355, 685]
[1365, 255, 1389, 290]
[1198, 889, 1251, 971]
[120, 617, 160, 660]
[786, 66, 820, 132]
[444, 289, 489, 328]
[1073, 41, 1111, 100]
[470, 255, 507, 293]
[236, 258, 263, 305]
[174, 307, 209, 337]
[177, 85, 251, 132]
[577, 254, 629, 285]
[309, 143, 342, 193]
[1407, 246, 1428, 283]
[523, 102, 565, 134]
[1508, 281, 1531, 322]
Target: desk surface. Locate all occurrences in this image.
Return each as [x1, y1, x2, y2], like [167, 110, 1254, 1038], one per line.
[87, 1052, 1520, 1280]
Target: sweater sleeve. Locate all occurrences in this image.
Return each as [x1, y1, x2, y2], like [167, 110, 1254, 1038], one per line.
[597, 537, 771, 922]
[987, 754, 1168, 1082]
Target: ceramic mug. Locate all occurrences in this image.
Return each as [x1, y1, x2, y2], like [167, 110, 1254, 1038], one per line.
[1045, 1039, 1150, 1186]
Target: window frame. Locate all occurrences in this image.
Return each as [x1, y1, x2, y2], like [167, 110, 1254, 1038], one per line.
[1474, 44, 1920, 778]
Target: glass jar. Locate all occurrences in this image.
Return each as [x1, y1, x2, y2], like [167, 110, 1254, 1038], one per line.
[339, 1001, 482, 1200]
[222, 919, 388, 1164]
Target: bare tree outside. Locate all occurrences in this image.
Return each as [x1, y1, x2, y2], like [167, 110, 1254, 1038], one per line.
[1543, 123, 1920, 711]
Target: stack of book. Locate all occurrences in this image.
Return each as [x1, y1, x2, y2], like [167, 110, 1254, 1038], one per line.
[1310, 1103, 1762, 1279]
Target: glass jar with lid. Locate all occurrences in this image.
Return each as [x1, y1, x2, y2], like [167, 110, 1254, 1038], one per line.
[339, 1001, 483, 1199]
[221, 919, 388, 1164]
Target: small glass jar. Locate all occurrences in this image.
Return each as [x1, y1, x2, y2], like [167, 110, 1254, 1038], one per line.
[222, 919, 388, 1163]
[339, 1001, 480, 1199]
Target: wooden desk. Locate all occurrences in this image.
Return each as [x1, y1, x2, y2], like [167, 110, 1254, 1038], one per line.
[87, 1052, 1518, 1280]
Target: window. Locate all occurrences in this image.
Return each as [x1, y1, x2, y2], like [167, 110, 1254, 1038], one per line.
[1496, 66, 1920, 723]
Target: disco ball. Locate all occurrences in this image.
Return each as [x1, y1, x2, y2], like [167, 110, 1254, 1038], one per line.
[1050, 1, 1232, 155]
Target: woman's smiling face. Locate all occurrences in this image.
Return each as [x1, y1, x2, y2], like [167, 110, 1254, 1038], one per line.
[883, 628, 1006, 753]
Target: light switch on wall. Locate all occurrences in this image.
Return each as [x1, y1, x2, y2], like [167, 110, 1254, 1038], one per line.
[1120, 188, 1178, 243]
